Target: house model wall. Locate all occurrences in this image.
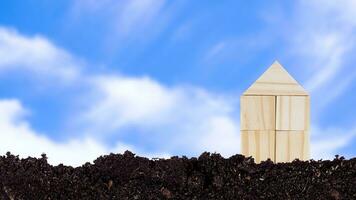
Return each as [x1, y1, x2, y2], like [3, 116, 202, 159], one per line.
[241, 61, 310, 163]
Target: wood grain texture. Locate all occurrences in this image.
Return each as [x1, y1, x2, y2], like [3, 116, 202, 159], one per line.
[243, 61, 308, 96]
[241, 130, 275, 163]
[275, 131, 309, 162]
[240, 96, 275, 131]
[276, 96, 310, 131]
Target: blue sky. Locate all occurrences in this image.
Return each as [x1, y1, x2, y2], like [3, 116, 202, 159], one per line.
[0, 0, 356, 166]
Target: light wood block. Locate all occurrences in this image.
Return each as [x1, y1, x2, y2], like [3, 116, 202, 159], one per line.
[241, 96, 275, 130]
[243, 61, 308, 96]
[241, 130, 275, 163]
[275, 131, 309, 162]
[241, 61, 310, 163]
[276, 96, 310, 131]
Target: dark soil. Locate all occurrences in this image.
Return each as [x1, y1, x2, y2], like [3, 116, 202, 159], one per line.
[0, 151, 355, 200]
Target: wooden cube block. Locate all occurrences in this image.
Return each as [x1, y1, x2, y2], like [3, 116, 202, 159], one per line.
[276, 96, 309, 131]
[275, 131, 309, 162]
[241, 96, 275, 130]
[241, 130, 275, 163]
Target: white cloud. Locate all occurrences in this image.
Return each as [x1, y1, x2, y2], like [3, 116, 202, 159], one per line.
[0, 99, 169, 166]
[311, 125, 356, 160]
[197, 116, 240, 156]
[290, 0, 356, 94]
[0, 99, 109, 166]
[78, 75, 240, 157]
[82, 75, 178, 131]
[0, 27, 80, 82]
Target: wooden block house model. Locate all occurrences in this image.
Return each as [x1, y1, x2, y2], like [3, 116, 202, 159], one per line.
[241, 61, 310, 163]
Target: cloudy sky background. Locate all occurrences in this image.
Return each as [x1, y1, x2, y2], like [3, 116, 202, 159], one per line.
[0, 0, 356, 166]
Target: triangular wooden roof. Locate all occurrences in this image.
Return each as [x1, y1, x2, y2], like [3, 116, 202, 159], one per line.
[243, 61, 308, 96]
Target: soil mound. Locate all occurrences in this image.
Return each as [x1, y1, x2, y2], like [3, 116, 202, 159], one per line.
[0, 151, 355, 199]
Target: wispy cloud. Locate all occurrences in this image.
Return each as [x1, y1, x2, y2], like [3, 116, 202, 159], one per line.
[204, 41, 227, 61]
[115, 0, 166, 38]
[170, 20, 194, 42]
[0, 27, 80, 83]
[70, 0, 173, 44]
[303, 33, 350, 92]
[289, 0, 356, 95]
[311, 125, 356, 159]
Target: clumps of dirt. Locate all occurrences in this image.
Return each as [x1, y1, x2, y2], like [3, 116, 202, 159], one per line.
[0, 151, 355, 199]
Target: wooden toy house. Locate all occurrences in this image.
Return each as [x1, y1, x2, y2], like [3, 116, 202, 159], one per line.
[241, 61, 310, 163]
